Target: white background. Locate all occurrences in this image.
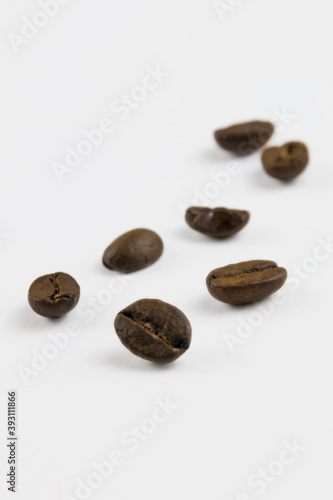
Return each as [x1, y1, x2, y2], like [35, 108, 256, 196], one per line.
[1, 0, 333, 499]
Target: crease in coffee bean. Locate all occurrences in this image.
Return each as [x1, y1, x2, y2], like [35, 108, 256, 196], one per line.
[206, 260, 287, 305]
[49, 274, 60, 302]
[261, 141, 309, 180]
[137, 321, 175, 348]
[49, 274, 74, 303]
[28, 272, 80, 318]
[219, 264, 277, 278]
[121, 311, 183, 350]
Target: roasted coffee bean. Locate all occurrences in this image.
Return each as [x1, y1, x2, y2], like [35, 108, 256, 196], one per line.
[214, 120, 274, 155]
[103, 228, 163, 273]
[185, 206, 250, 238]
[114, 299, 192, 363]
[206, 260, 287, 305]
[28, 272, 80, 318]
[261, 141, 309, 180]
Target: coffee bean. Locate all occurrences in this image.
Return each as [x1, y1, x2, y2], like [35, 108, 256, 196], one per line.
[28, 272, 80, 318]
[261, 141, 309, 180]
[206, 260, 287, 305]
[114, 299, 192, 363]
[103, 228, 163, 273]
[185, 206, 250, 238]
[214, 120, 274, 155]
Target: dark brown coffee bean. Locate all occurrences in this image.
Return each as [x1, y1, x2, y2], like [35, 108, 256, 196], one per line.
[214, 120, 274, 155]
[185, 206, 250, 238]
[261, 141, 309, 180]
[103, 228, 163, 273]
[206, 260, 287, 305]
[28, 272, 80, 318]
[114, 299, 192, 364]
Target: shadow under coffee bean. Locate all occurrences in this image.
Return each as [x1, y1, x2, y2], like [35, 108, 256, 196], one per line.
[28, 272, 80, 318]
[114, 299, 192, 363]
[214, 120, 274, 155]
[185, 206, 250, 238]
[261, 141, 309, 180]
[206, 260, 287, 305]
[103, 228, 163, 273]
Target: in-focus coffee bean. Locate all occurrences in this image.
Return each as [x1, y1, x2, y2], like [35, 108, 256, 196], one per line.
[185, 206, 250, 238]
[103, 228, 163, 273]
[28, 272, 80, 318]
[214, 120, 274, 155]
[114, 298, 192, 363]
[261, 141, 309, 180]
[206, 260, 287, 305]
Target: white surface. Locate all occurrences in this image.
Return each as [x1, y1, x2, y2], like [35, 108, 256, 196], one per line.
[1, 1, 333, 499]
